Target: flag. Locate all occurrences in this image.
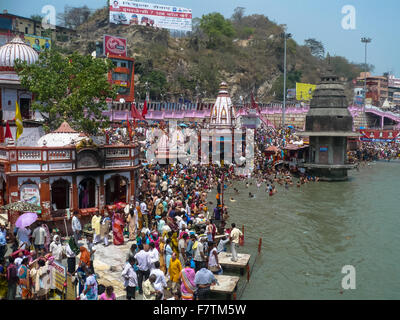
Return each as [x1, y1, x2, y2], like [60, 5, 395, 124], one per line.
[142, 100, 148, 118]
[126, 114, 132, 141]
[15, 101, 23, 140]
[251, 92, 261, 114]
[5, 121, 12, 139]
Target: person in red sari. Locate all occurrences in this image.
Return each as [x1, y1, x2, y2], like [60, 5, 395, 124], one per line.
[112, 211, 125, 245]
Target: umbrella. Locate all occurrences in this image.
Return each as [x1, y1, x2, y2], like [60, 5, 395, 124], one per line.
[179, 123, 188, 127]
[1, 201, 41, 212]
[15, 212, 37, 228]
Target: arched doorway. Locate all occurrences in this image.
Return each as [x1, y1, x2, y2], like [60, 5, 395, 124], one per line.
[79, 178, 97, 209]
[1, 180, 7, 206]
[105, 175, 128, 205]
[51, 179, 70, 211]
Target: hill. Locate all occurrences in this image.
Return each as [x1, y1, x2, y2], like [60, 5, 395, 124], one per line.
[54, 6, 368, 104]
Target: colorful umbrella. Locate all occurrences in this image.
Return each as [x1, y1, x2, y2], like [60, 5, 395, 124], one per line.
[15, 212, 37, 228]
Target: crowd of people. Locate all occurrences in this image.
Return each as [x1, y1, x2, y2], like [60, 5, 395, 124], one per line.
[0, 120, 398, 301]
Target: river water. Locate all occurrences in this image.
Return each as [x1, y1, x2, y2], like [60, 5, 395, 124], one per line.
[210, 161, 400, 299]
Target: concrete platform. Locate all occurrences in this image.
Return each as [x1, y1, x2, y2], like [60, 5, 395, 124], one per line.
[218, 252, 251, 275]
[211, 275, 239, 300]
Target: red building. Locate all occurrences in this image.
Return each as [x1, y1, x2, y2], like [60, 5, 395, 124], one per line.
[0, 121, 141, 235]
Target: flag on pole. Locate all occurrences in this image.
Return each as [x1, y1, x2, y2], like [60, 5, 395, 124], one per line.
[126, 114, 132, 141]
[15, 101, 23, 140]
[142, 100, 148, 118]
[5, 121, 12, 139]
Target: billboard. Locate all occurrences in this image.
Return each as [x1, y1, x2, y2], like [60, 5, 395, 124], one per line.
[296, 83, 316, 101]
[24, 34, 51, 53]
[104, 34, 127, 57]
[109, 0, 192, 31]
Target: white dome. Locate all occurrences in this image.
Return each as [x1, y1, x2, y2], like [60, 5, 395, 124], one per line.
[37, 121, 87, 147]
[0, 37, 39, 67]
[37, 132, 85, 147]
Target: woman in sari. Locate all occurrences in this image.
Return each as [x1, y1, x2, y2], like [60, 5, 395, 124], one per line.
[79, 246, 91, 268]
[126, 209, 137, 241]
[112, 211, 125, 245]
[158, 237, 166, 273]
[18, 258, 31, 300]
[171, 231, 179, 257]
[136, 202, 143, 231]
[180, 261, 196, 300]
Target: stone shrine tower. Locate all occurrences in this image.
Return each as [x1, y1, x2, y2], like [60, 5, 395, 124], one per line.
[202, 82, 239, 165]
[299, 67, 359, 181]
[209, 81, 236, 128]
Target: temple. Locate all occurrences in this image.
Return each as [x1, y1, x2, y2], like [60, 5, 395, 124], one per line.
[0, 120, 140, 233]
[299, 67, 359, 180]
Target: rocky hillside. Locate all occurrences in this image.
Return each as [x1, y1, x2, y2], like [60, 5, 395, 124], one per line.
[55, 6, 364, 104]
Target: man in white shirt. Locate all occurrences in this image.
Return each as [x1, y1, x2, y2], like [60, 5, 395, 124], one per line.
[134, 244, 151, 294]
[150, 261, 167, 299]
[140, 200, 148, 228]
[217, 236, 230, 253]
[121, 257, 138, 300]
[71, 211, 82, 244]
[229, 223, 243, 262]
[148, 242, 159, 270]
[193, 236, 206, 272]
[32, 224, 47, 252]
[65, 240, 77, 274]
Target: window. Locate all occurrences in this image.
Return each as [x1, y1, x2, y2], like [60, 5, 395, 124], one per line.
[25, 27, 28, 34]
[112, 73, 128, 81]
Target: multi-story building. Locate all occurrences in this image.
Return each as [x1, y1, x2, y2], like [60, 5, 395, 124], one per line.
[356, 72, 388, 107]
[0, 10, 77, 46]
[387, 75, 400, 106]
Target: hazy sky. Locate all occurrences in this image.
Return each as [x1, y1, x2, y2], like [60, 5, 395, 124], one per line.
[3, 0, 399, 76]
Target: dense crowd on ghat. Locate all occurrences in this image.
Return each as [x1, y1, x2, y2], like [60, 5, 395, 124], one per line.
[0, 121, 398, 300]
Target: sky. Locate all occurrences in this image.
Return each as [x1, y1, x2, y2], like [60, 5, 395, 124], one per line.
[2, 0, 399, 76]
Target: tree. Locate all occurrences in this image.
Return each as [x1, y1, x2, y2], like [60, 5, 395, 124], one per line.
[30, 15, 43, 22]
[232, 7, 245, 23]
[137, 70, 168, 101]
[57, 5, 91, 29]
[199, 13, 236, 48]
[304, 38, 325, 59]
[270, 70, 302, 100]
[15, 50, 118, 134]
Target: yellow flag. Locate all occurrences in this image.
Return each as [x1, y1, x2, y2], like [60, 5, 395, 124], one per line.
[15, 101, 23, 140]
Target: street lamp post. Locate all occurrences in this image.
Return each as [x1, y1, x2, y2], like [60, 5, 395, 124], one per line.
[281, 30, 292, 128]
[361, 37, 372, 112]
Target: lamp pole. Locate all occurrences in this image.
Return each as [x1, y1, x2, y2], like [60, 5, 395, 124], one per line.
[281, 29, 292, 128]
[361, 37, 371, 112]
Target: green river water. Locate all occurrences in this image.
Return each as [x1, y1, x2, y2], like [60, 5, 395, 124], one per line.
[210, 161, 400, 299]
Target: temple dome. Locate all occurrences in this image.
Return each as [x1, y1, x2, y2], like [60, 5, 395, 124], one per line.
[37, 121, 87, 147]
[209, 81, 236, 128]
[0, 37, 39, 67]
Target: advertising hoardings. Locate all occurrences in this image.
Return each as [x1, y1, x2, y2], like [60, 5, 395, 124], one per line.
[104, 34, 127, 57]
[109, 0, 192, 31]
[296, 83, 316, 101]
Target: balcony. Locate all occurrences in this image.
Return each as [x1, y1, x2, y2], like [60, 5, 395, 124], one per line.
[0, 144, 140, 174]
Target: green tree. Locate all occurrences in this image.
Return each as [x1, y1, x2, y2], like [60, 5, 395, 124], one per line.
[15, 50, 117, 134]
[30, 15, 43, 22]
[270, 70, 302, 100]
[199, 13, 235, 48]
[138, 70, 168, 100]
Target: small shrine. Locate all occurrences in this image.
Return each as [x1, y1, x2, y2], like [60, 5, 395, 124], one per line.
[0, 120, 140, 235]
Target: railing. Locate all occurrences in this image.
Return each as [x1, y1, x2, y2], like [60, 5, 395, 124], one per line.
[48, 150, 71, 160]
[18, 150, 41, 160]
